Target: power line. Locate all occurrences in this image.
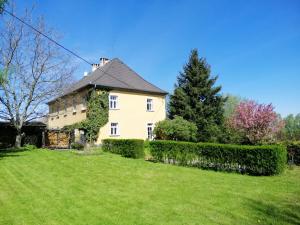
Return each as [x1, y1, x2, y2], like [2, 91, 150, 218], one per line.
[2, 8, 93, 65]
[2, 8, 136, 90]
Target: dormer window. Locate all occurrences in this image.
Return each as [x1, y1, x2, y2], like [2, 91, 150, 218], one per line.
[147, 98, 153, 111]
[109, 95, 118, 109]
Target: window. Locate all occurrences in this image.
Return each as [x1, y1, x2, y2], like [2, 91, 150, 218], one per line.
[147, 123, 154, 140]
[110, 123, 119, 136]
[147, 98, 153, 111]
[72, 96, 77, 111]
[109, 95, 118, 109]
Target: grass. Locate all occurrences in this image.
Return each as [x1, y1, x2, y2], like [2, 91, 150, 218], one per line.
[0, 148, 299, 225]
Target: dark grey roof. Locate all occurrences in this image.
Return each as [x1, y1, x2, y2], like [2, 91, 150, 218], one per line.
[48, 58, 167, 103]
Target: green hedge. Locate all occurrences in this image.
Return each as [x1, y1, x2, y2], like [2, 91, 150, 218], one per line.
[149, 141, 287, 175]
[287, 142, 300, 165]
[102, 139, 144, 159]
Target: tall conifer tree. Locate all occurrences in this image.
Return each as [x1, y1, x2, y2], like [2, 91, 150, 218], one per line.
[169, 49, 226, 141]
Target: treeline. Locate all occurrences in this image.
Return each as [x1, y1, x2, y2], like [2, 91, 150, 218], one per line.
[154, 49, 299, 145]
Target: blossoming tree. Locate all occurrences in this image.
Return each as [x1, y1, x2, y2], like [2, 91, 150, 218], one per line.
[229, 100, 284, 144]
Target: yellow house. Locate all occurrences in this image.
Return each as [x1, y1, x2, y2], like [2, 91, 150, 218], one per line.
[47, 58, 167, 144]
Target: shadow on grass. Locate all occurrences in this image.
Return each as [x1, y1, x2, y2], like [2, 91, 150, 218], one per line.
[0, 148, 28, 159]
[245, 198, 300, 225]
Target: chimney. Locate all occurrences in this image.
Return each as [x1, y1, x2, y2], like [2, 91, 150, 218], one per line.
[100, 57, 109, 66]
[92, 57, 110, 71]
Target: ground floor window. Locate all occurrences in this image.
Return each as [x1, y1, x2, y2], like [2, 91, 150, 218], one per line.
[110, 123, 119, 136]
[147, 123, 154, 140]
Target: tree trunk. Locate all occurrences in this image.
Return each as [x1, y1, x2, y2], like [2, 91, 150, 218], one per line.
[15, 131, 22, 148]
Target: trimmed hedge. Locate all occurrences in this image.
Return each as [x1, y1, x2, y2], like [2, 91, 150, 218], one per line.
[102, 139, 144, 159]
[287, 142, 300, 165]
[149, 141, 287, 175]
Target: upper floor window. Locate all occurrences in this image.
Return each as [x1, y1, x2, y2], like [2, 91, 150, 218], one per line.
[147, 123, 154, 140]
[147, 98, 153, 111]
[110, 122, 119, 136]
[109, 95, 118, 109]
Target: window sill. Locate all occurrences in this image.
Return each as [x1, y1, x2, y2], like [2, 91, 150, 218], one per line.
[109, 135, 120, 137]
[109, 108, 120, 110]
[146, 110, 154, 112]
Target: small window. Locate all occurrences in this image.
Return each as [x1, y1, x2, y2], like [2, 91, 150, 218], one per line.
[147, 123, 154, 140]
[110, 123, 119, 136]
[147, 98, 153, 111]
[109, 95, 118, 109]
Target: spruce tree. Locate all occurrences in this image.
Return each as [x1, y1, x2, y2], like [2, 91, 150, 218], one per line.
[169, 49, 226, 142]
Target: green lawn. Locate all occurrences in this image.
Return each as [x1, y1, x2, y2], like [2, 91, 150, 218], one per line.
[0, 148, 299, 225]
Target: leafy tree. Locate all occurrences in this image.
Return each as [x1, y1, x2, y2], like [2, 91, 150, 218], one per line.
[169, 49, 226, 142]
[219, 94, 247, 144]
[283, 114, 300, 141]
[229, 100, 285, 144]
[223, 94, 242, 118]
[154, 116, 198, 142]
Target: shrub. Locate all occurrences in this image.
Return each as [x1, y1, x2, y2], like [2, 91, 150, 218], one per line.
[149, 140, 287, 175]
[23, 144, 37, 151]
[286, 142, 300, 165]
[154, 116, 197, 142]
[102, 139, 144, 159]
[70, 142, 84, 150]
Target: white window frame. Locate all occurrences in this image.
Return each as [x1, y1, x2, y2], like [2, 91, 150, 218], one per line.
[109, 95, 118, 110]
[110, 122, 119, 136]
[146, 98, 153, 112]
[147, 123, 154, 140]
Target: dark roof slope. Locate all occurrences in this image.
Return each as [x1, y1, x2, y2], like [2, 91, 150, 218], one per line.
[48, 58, 167, 103]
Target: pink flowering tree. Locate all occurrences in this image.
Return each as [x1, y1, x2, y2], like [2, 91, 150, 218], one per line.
[229, 101, 284, 144]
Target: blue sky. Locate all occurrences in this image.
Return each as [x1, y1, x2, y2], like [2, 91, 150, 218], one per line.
[15, 0, 300, 116]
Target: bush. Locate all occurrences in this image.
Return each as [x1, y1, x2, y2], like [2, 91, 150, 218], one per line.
[154, 116, 197, 142]
[149, 140, 287, 175]
[70, 142, 84, 150]
[23, 144, 37, 151]
[102, 139, 144, 159]
[286, 142, 300, 165]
